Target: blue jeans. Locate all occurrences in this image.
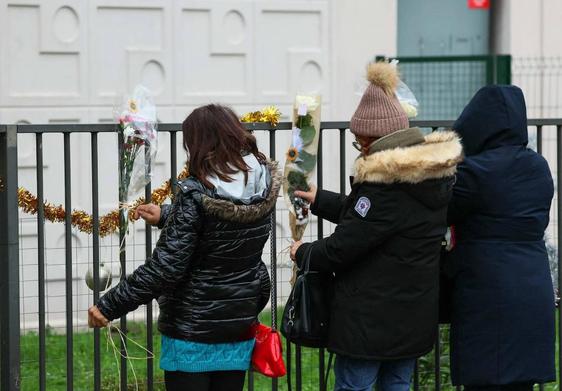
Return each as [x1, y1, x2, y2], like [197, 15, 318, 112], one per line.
[334, 355, 416, 391]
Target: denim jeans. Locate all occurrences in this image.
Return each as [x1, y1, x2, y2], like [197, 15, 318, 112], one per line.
[334, 355, 416, 391]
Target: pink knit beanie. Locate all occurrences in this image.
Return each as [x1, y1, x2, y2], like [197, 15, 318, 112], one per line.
[351, 62, 409, 138]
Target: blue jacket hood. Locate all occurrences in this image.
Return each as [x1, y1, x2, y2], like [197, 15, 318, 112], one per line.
[453, 85, 528, 156]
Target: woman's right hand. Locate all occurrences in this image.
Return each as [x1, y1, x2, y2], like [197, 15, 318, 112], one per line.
[134, 204, 161, 225]
[294, 186, 317, 205]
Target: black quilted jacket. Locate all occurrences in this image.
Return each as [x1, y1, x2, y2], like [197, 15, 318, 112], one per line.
[97, 162, 280, 343]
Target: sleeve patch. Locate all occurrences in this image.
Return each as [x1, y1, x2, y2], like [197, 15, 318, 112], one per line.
[354, 196, 371, 218]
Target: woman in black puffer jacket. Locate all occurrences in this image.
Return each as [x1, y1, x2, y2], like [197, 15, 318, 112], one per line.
[87, 104, 279, 391]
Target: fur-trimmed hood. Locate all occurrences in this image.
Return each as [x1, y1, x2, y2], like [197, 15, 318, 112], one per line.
[201, 160, 281, 223]
[354, 131, 463, 184]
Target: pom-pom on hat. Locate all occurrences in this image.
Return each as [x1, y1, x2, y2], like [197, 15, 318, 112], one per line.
[351, 62, 409, 138]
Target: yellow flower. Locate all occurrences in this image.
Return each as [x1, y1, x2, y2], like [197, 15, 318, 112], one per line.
[240, 106, 281, 126]
[128, 99, 138, 113]
[260, 106, 281, 126]
[286, 147, 299, 162]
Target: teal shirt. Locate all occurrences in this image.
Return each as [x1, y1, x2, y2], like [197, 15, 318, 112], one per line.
[160, 335, 255, 373]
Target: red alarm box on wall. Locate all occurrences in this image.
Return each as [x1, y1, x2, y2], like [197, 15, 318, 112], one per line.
[468, 0, 490, 9]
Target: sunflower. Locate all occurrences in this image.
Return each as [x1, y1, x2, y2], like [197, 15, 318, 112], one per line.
[128, 99, 138, 113]
[286, 147, 299, 162]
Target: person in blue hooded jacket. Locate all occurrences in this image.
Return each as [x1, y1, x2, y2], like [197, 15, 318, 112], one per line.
[446, 85, 555, 391]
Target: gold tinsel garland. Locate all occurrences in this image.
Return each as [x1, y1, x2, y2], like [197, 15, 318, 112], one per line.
[17, 166, 189, 237]
[240, 106, 281, 126]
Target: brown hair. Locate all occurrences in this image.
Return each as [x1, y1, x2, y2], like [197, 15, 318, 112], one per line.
[182, 104, 266, 189]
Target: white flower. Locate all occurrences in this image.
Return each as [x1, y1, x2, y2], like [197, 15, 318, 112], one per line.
[295, 95, 319, 112]
[123, 125, 136, 139]
[400, 102, 418, 118]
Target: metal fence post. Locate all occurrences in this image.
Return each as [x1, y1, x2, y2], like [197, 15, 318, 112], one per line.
[494, 55, 512, 85]
[0, 125, 21, 391]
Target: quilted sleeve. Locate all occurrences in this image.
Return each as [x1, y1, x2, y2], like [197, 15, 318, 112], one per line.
[98, 191, 202, 321]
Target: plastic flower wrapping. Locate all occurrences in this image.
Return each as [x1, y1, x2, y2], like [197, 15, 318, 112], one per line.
[354, 60, 419, 119]
[396, 79, 419, 118]
[283, 94, 322, 241]
[115, 86, 158, 201]
[390, 59, 419, 118]
[114, 85, 158, 233]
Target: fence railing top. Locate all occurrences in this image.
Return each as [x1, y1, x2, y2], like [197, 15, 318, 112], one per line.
[377, 55, 511, 63]
[4, 119, 562, 134]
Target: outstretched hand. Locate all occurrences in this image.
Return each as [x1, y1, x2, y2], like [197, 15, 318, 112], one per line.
[294, 186, 317, 205]
[134, 204, 161, 225]
[290, 240, 303, 262]
[88, 305, 109, 328]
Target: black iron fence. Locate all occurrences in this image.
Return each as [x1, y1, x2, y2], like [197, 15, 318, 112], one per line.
[1, 119, 562, 391]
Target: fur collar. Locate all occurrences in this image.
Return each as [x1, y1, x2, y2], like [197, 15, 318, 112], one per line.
[354, 131, 463, 184]
[201, 161, 281, 223]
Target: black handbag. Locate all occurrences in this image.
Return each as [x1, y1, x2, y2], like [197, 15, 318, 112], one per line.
[281, 245, 334, 348]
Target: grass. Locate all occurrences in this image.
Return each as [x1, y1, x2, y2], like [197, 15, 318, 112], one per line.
[19, 311, 562, 390]
[20, 310, 332, 391]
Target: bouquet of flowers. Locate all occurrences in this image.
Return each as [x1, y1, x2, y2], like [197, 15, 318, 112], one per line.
[114, 85, 158, 236]
[283, 94, 322, 241]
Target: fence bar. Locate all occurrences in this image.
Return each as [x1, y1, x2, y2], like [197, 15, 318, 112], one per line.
[537, 126, 543, 155]
[413, 360, 419, 391]
[248, 133, 255, 390]
[91, 132, 102, 391]
[269, 129, 279, 391]
[317, 130, 325, 390]
[248, 368, 254, 391]
[339, 129, 346, 194]
[538, 124, 544, 391]
[286, 341, 292, 390]
[0, 125, 21, 391]
[170, 131, 178, 196]
[118, 132, 128, 390]
[435, 326, 441, 391]
[319, 343, 325, 390]
[296, 346, 302, 391]
[63, 132, 74, 391]
[36, 133, 47, 391]
[556, 124, 562, 381]
[145, 144, 154, 391]
[432, 128, 441, 391]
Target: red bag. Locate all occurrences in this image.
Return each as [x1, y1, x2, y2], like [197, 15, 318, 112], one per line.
[251, 323, 287, 378]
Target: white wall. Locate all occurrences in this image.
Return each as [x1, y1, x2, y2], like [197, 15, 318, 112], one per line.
[494, 0, 562, 57]
[0, 0, 397, 331]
